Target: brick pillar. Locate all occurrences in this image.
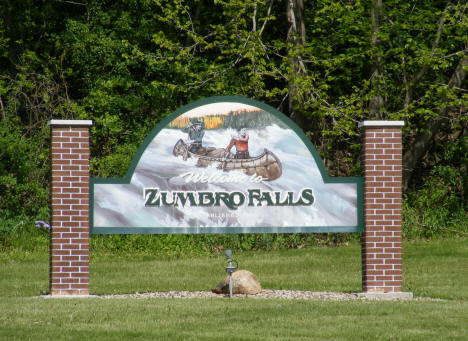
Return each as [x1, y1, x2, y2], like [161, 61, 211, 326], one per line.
[49, 120, 93, 295]
[359, 120, 405, 293]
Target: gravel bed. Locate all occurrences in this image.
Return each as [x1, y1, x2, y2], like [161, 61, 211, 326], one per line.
[98, 290, 436, 301]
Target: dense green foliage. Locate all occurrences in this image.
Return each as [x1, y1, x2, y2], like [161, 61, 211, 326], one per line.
[0, 0, 466, 243]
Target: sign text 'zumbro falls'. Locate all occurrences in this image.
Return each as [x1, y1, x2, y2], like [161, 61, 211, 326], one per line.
[90, 97, 363, 234]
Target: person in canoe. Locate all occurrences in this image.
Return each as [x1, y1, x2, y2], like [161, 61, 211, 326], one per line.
[182, 120, 205, 153]
[225, 127, 249, 159]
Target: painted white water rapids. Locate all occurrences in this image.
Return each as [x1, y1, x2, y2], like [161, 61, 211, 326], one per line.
[93, 125, 358, 230]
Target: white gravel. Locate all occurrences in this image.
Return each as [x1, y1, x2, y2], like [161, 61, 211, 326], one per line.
[98, 290, 435, 301]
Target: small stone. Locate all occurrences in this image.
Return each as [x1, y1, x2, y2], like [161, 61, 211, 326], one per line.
[212, 269, 262, 295]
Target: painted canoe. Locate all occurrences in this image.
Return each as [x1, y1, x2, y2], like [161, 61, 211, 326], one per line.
[172, 139, 282, 181]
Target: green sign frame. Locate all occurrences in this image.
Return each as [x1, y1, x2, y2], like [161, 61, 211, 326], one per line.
[90, 96, 363, 234]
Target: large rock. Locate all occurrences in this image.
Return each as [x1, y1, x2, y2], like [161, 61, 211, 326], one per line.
[211, 270, 262, 295]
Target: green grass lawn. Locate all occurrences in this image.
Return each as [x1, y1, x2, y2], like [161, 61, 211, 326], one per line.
[1, 238, 467, 340]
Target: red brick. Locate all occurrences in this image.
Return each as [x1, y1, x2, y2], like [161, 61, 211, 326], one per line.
[62, 244, 80, 250]
[52, 137, 72, 143]
[384, 149, 402, 155]
[384, 226, 402, 231]
[385, 248, 402, 253]
[62, 188, 80, 193]
[364, 159, 384, 165]
[386, 204, 401, 209]
[52, 245, 70, 253]
[62, 131, 80, 137]
[73, 272, 89, 277]
[384, 281, 402, 287]
[375, 209, 393, 214]
[61, 233, 80, 238]
[70, 138, 89, 143]
[375, 132, 393, 137]
[62, 221, 80, 227]
[51, 238, 71, 244]
[375, 242, 393, 248]
[53, 159, 72, 165]
[375, 177, 393, 182]
[68, 227, 89, 232]
[62, 165, 80, 171]
[51, 149, 72, 154]
[364, 259, 384, 264]
[363, 281, 384, 286]
[365, 148, 383, 154]
[386, 138, 401, 143]
[74, 160, 89, 165]
[365, 193, 383, 198]
[366, 204, 384, 209]
[73, 250, 89, 255]
[386, 160, 401, 165]
[52, 284, 71, 289]
[385, 259, 402, 265]
[376, 276, 394, 281]
[375, 154, 393, 160]
[52, 216, 71, 222]
[72, 284, 89, 289]
[62, 256, 80, 261]
[71, 183, 89, 188]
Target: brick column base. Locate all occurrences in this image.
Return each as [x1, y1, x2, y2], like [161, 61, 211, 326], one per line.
[359, 120, 405, 293]
[49, 120, 93, 295]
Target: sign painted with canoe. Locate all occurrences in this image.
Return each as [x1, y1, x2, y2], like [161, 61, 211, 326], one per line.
[90, 96, 363, 234]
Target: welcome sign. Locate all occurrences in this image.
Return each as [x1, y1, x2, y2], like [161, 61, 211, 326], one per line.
[90, 96, 363, 234]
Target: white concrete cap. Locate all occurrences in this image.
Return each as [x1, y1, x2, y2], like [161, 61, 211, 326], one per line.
[48, 119, 94, 126]
[358, 120, 405, 128]
[355, 292, 413, 300]
[40, 294, 98, 299]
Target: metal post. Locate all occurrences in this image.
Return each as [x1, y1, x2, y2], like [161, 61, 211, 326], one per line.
[224, 249, 236, 298]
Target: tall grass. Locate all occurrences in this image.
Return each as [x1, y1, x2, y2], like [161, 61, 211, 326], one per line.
[1, 218, 357, 258]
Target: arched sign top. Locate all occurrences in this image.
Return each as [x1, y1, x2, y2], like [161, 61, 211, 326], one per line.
[91, 96, 363, 234]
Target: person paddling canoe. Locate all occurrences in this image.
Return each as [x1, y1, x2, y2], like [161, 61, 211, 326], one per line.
[182, 121, 205, 153]
[225, 128, 249, 159]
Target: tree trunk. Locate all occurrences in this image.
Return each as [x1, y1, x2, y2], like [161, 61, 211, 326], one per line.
[286, 0, 306, 127]
[369, 0, 384, 119]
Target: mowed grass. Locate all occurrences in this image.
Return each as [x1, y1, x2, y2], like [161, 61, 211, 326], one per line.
[1, 237, 467, 340]
[1, 297, 467, 340]
[89, 243, 362, 295]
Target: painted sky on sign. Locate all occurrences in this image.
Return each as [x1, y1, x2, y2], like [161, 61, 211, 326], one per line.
[181, 102, 258, 118]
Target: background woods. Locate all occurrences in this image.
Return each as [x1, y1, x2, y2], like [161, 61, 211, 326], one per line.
[0, 0, 466, 242]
